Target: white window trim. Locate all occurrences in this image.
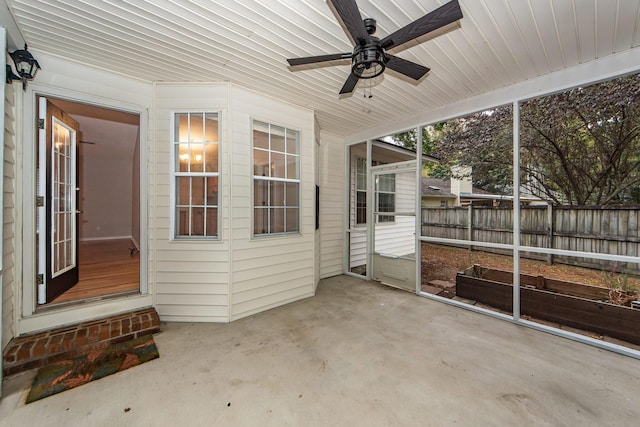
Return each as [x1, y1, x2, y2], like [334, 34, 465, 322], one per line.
[169, 110, 222, 241]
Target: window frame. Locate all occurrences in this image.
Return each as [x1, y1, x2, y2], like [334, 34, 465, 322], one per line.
[169, 110, 221, 241]
[251, 119, 301, 238]
[354, 157, 396, 226]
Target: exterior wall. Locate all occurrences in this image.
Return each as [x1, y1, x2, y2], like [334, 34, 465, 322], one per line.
[423, 196, 456, 208]
[318, 131, 344, 278]
[153, 83, 315, 323]
[152, 83, 230, 322]
[2, 50, 16, 351]
[229, 86, 315, 321]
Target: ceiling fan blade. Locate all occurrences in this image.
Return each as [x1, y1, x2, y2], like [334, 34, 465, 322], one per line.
[381, 0, 463, 50]
[328, 0, 370, 45]
[287, 53, 351, 66]
[385, 55, 430, 80]
[339, 72, 360, 95]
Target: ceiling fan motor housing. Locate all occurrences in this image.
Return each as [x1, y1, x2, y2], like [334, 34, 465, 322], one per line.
[352, 36, 386, 79]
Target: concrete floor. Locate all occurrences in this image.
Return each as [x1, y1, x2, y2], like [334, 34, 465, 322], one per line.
[1, 275, 639, 426]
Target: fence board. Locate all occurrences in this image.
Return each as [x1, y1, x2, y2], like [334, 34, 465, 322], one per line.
[422, 205, 640, 273]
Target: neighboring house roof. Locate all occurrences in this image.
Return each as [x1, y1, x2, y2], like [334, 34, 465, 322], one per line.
[421, 178, 493, 198]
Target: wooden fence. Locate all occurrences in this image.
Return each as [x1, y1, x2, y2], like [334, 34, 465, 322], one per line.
[421, 205, 640, 273]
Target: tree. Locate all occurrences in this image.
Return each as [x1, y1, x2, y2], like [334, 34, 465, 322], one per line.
[394, 73, 640, 205]
[519, 74, 640, 205]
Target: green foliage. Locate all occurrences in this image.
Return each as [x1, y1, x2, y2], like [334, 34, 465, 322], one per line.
[391, 73, 640, 205]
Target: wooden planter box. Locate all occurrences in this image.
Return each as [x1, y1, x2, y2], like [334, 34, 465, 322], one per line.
[456, 265, 640, 345]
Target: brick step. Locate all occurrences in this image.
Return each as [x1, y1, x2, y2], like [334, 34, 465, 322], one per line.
[3, 308, 161, 377]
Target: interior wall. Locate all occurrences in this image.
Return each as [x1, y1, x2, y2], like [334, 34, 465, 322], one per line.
[74, 116, 139, 240]
[131, 132, 140, 248]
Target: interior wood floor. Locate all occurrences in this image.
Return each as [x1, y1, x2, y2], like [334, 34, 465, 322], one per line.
[50, 239, 140, 304]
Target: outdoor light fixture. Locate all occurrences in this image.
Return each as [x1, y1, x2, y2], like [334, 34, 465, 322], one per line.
[6, 44, 40, 90]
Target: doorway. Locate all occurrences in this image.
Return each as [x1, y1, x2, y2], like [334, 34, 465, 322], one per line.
[346, 140, 418, 290]
[36, 97, 141, 306]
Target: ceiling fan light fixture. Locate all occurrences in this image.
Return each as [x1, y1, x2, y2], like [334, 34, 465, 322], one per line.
[351, 41, 386, 79]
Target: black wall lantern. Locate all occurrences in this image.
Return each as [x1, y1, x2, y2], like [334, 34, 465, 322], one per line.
[6, 44, 40, 90]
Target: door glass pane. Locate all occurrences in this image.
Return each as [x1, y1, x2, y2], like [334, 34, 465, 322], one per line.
[51, 119, 75, 277]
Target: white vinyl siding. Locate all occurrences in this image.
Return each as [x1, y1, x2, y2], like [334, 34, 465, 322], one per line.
[230, 86, 315, 321]
[2, 54, 16, 350]
[154, 83, 315, 323]
[318, 131, 344, 278]
[153, 84, 230, 322]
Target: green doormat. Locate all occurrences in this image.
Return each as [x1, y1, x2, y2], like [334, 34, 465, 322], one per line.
[26, 334, 159, 403]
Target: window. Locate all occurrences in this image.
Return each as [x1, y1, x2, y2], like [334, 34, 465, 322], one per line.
[376, 173, 395, 223]
[172, 112, 219, 238]
[440, 200, 448, 207]
[354, 157, 395, 225]
[355, 158, 367, 225]
[252, 120, 300, 236]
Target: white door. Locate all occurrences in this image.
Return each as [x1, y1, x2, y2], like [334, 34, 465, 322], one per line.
[372, 167, 417, 291]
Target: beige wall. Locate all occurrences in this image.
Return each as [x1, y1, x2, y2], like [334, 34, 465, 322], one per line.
[76, 116, 140, 240]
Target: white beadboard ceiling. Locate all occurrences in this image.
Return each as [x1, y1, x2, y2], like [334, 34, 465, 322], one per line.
[4, 0, 640, 136]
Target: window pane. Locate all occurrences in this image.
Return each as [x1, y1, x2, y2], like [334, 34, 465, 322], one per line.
[286, 208, 299, 232]
[254, 180, 268, 206]
[204, 142, 218, 172]
[254, 149, 269, 176]
[190, 143, 205, 172]
[286, 130, 298, 155]
[271, 125, 286, 152]
[253, 122, 269, 149]
[206, 176, 218, 206]
[177, 144, 189, 172]
[356, 191, 366, 224]
[285, 183, 299, 207]
[356, 158, 366, 190]
[205, 207, 218, 237]
[191, 208, 204, 235]
[254, 207, 268, 235]
[204, 113, 218, 142]
[177, 177, 190, 205]
[189, 113, 205, 142]
[270, 181, 285, 206]
[286, 154, 298, 180]
[175, 113, 189, 143]
[192, 177, 205, 205]
[271, 208, 285, 233]
[176, 207, 189, 236]
[271, 152, 285, 178]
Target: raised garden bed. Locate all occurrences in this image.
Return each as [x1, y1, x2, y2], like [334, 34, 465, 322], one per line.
[456, 265, 640, 345]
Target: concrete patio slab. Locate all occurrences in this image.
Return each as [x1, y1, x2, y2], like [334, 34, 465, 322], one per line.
[1, 275, 639, 426]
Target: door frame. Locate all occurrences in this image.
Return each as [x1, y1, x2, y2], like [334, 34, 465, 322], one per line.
[18, 84, 151, 334]
[371, 164, 418, 291]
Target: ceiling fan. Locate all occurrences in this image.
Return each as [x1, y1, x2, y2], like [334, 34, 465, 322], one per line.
[287, 0, 463, 96]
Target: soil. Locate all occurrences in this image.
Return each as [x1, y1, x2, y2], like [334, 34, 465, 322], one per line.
[421, 242, 640, 294]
